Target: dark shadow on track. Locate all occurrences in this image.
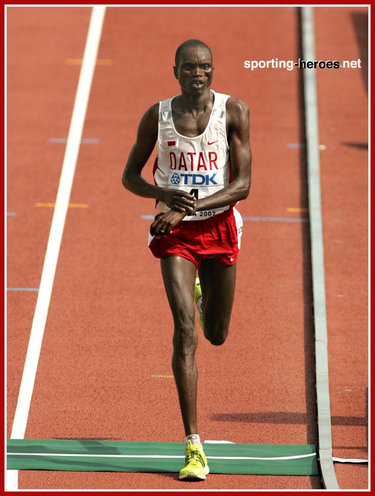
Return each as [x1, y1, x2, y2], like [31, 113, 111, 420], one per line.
[350, 11, 368, 93]
[341, 142, 368, 150]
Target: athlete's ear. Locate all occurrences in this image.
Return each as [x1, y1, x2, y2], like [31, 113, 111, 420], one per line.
[173, 66, 178, 79]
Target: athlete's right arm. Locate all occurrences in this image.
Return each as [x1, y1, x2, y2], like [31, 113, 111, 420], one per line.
[122, 104, 196, 213]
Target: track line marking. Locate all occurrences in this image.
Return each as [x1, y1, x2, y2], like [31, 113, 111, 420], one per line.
[242, 216, 308, 223]
[65, 58, 113, 66]
[9, 7, 106, 482]
[7, 288, 39, 292]
[332, 457, 368, 464]
[301, 6, 339, 489]
[204, 440, 235, 444]
[286, 143, 306, 148]
[35, 202, 88, 208]
[287, 207, 308, 213]
[151, 374, 174, 378]
[5, 470, 18, 491]
[48, 137, 99, 144]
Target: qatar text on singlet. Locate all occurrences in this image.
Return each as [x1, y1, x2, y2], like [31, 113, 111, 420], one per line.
[154, 90, 231, 221]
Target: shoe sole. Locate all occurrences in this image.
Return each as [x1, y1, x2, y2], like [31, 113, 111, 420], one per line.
[179, 467, 210, 481]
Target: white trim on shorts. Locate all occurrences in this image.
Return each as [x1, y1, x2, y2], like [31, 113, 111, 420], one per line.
[233, 207, 243, 250]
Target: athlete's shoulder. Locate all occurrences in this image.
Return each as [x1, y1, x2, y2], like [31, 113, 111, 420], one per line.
[137, 102, 159, 138]
[144, 102, 159, 120]
[225, 97, 250, 139]
[142, 102, 160, 124]
[226, 97, 250, 117]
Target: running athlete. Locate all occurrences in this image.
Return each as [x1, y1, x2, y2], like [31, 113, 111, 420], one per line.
[122, 39, 252, 481]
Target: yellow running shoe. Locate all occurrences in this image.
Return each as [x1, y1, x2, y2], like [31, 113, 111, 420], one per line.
[194, 277, 204, 330]
[179, 440, 209, 480]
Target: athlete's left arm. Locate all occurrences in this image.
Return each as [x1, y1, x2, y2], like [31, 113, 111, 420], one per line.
[195, 97, 252, 212]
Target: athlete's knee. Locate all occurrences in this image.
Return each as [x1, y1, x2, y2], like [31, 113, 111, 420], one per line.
[209, 335, 227, 346]
[204, 323, 229, 346]
[173, 321, 197, 355]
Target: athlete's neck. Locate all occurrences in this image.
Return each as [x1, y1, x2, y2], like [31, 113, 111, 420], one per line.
[178, 89, 213, 115]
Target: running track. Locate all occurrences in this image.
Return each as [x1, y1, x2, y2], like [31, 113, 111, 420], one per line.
[6, 6, 368, 490]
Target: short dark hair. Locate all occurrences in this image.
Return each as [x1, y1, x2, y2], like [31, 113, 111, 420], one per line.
[175, 39, 213, 67]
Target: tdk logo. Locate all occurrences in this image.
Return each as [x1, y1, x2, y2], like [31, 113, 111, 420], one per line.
[170, 173, 217, 186]
[170, 173, 180, 185]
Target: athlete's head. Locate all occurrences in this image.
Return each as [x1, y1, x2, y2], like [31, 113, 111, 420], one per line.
[174, 39, 214, 95]
[175, 39, 213, 67]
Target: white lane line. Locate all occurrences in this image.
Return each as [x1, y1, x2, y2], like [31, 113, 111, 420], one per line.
[8, 452, 317, 461]
[4, 469, 18, 491]
[333, 457, 368, 464]
[301, 6, 339, 490]
[7, 5, 106, 490]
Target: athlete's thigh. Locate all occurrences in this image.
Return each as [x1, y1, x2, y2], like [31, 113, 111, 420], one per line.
[198, 261, 237, 324]
[160, 256, 197, 326]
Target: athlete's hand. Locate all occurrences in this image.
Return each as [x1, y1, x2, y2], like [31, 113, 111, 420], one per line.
[150, 210, 186, 237]
[159, 188, 196, 213]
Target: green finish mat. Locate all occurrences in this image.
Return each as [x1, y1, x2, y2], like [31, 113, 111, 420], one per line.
[7, 439, 319, 476]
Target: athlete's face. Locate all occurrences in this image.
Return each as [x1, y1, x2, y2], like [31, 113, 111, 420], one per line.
[174, 46, 214, 96]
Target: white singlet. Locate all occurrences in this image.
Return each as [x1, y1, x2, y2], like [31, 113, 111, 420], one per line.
[154, 90, 231, 221]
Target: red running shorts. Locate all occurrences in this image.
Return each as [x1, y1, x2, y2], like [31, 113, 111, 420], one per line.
[148, 207, 243, 268]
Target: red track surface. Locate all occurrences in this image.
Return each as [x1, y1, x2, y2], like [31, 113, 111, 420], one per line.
[6, 6, 368, 491]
